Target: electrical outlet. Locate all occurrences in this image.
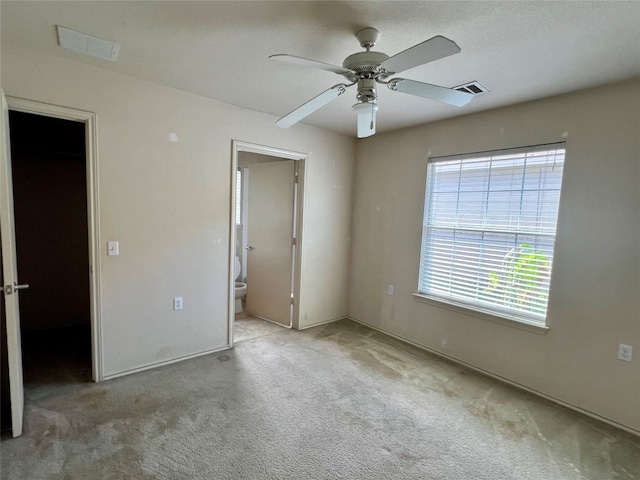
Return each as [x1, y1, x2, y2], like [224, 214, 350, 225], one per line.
[173, 297, 183, 311]
[387, 285, 394, 295]
[618, 344, 633, 362]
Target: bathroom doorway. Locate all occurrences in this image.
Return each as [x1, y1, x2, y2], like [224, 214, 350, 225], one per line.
[229, 141, 306, 345]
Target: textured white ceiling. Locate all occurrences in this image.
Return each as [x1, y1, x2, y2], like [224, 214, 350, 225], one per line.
[2, 1, 639, 138]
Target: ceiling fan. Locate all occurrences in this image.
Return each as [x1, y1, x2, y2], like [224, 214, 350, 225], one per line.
[270, 28, 474, 138]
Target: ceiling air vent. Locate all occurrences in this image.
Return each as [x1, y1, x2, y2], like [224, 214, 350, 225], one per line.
[57, 26, 120, 61]
[454, 81, 489, 96]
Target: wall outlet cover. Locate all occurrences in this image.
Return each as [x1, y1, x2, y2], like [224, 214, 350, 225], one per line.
[618, 344, 633, 362]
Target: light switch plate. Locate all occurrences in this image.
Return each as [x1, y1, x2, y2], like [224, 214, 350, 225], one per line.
[107, 241, 119, 256]
[173, 297, 183, 311]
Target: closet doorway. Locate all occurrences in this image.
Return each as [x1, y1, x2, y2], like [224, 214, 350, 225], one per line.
[1, 96, 101, 437]
[9, 110, 91, 384]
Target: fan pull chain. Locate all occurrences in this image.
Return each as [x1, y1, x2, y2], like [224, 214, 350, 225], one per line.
[370, 102, 374, 130]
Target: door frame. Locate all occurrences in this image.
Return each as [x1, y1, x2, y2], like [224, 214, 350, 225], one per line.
[229, 140, 306, 345]
[7, 96, 103, 382]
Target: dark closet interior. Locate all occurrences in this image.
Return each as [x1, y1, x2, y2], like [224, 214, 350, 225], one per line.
[1, 111, 91, 432]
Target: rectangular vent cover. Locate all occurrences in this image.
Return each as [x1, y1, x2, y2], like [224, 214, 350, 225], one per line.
[454, 81, 489, 95]
[57, 26, 120, 61]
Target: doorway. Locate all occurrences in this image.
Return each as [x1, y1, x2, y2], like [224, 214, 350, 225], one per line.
[1, 96, 101, 437]
[9, 111, 91, 385]
[229, 141, 306, 345]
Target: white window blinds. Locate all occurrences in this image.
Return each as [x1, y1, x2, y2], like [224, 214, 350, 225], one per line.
[419, 143, 566, 325]
[236, 170, 242, 225]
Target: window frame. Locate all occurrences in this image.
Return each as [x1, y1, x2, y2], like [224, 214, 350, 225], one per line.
[415, 143, 566, 330]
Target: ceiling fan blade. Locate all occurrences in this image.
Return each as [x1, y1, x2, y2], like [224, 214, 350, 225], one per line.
[353, 102, 378, 138]
[380, 36, 461, 74]
[276, 84, 347, 128]
[270, 54, 354, 76]
[388, 79, 473, 107]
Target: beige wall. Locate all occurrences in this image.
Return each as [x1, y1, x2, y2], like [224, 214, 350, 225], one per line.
[2, 43, 355, 378]
[348, 79, 640, 432]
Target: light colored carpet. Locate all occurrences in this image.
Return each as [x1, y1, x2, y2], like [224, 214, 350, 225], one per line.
[1, 319, 638, 479]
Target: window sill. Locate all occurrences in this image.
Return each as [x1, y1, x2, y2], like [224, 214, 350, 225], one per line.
[412, 292, 550, 335]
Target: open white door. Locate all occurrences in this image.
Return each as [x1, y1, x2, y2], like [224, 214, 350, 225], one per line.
[245, 160, 295, 326]
[0, 90, 25, 437]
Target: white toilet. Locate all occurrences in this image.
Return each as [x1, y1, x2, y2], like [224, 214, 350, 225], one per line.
[234, 256, 247, 313]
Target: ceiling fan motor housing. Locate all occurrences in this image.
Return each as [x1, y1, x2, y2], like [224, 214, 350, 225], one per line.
[342, 51, 389, 75]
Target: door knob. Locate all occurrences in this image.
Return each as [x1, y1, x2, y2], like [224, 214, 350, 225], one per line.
[3, 282, 29, 295]
[245, 245, 255, 251]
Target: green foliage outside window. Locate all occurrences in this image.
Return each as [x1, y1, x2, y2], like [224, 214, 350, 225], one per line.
[485, 244, 550, 313]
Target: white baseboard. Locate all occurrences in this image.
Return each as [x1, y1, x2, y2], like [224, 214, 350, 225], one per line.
[346, 316, 640, 437]
[102, 345, 231, 381]
[298, 316, 344, 330]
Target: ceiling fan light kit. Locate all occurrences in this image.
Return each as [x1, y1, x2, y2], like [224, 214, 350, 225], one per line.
[270, 27, 474, 138]
[352, 101, 379, 138]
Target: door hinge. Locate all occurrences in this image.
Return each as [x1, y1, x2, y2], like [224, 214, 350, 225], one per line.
[292, 238, 297, 246]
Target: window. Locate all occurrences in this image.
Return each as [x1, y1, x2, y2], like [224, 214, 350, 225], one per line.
[418, 143, 565, 325]
[235, 169, 242, 225]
